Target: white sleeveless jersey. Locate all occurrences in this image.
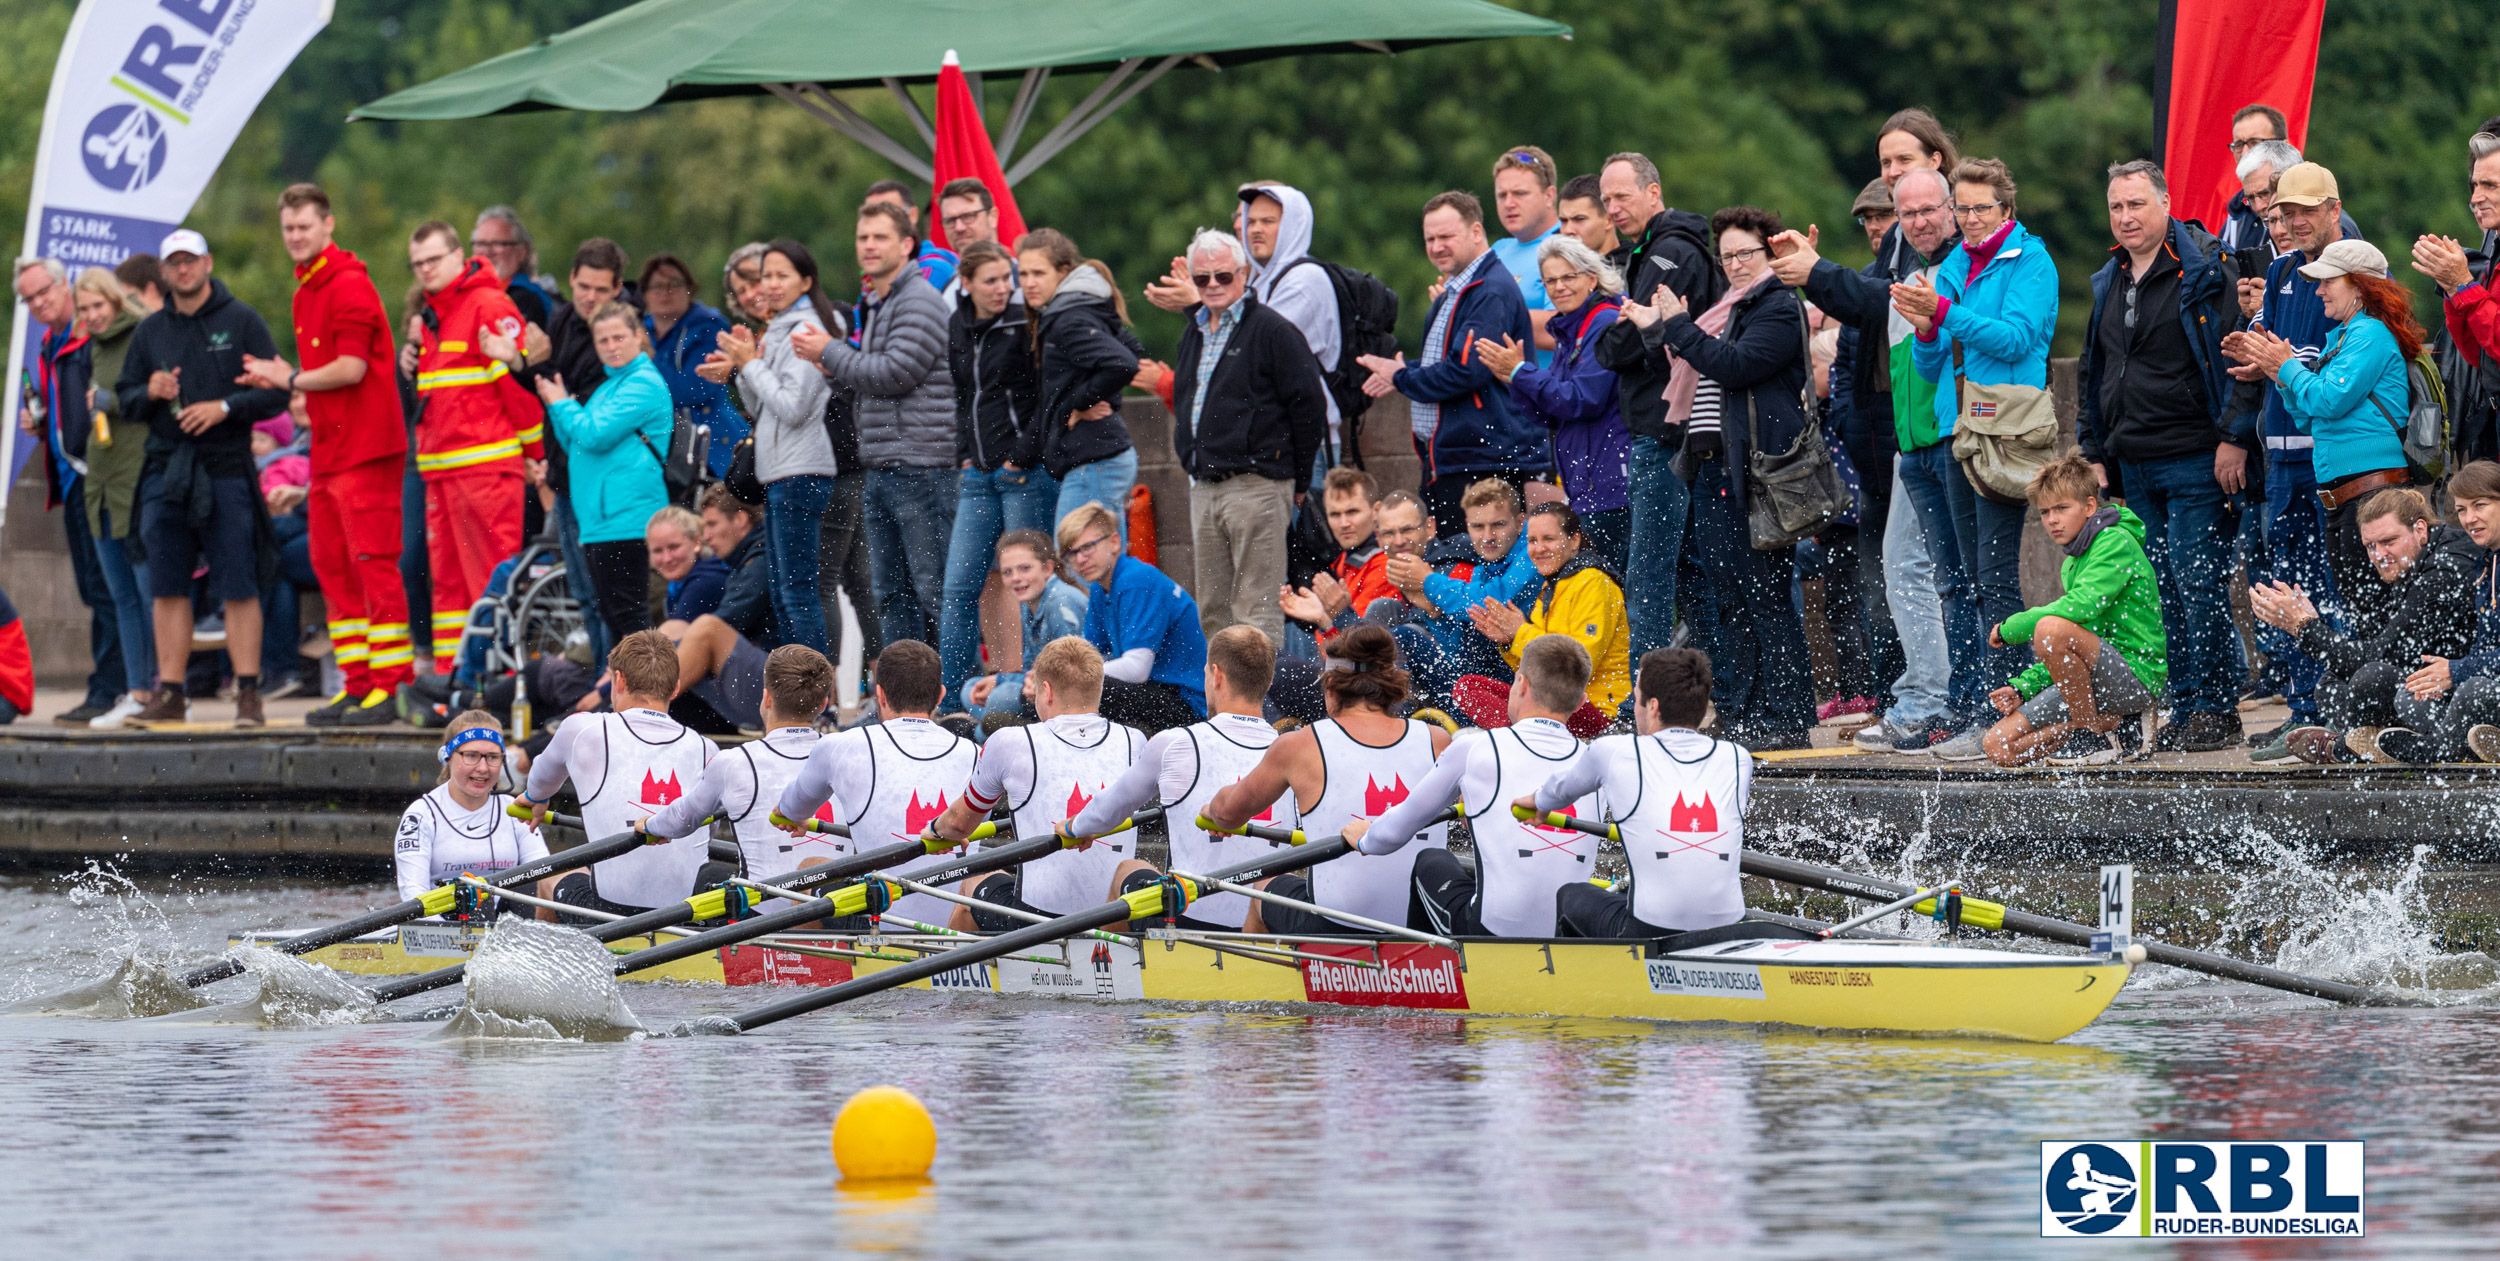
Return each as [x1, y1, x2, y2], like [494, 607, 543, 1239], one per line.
[1609, 733, 1749, 931]
[572, 710, 720, 909]
[1304, 718, 1445, 929]
[391, 787, 551, 903]
[840, 720, 980, 927]
[1007, 716, 1142, 915]
[1464, 720, 1598, 937]
[710, 727, 820, 884]
[1162, 714, 1299, 928]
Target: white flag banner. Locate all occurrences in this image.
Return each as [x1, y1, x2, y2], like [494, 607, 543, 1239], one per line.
[5, 0, 332, 513]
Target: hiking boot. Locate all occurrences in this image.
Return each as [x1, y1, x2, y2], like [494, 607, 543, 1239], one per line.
[2342, 726, 2386, 763]
[2287, 726, 2349, 764]
[232, 678, 265, 729]
[132, 685, 188, 727]
[2468, 724, 2500, 764]
[1929, 726, 1991, 762]
[335, 690, 399, 727]
[52, 700, 112, 727]
[2155, 711, 2243, 753]
[2371, 727, 2439, 765]
[2046, 728, 2120, 767]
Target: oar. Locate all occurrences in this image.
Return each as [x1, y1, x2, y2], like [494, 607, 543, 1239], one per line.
[1511, 805, 2419, 1008]
[181, 807, 658, 989]
[364, 814, 1016, 1004]
[708, 815, 1367, 1035]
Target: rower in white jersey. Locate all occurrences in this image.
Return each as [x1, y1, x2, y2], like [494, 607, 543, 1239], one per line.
[521, 630, 721, 917]
[393, 711, 551, 916]
[639, 644, 835, 909]
[1345, 635, 1600, 937]
[1204, 625, 1450, 934]
[1516, 648, 1752, 938]
[1063, 625, 1299, 930]
[768, 641, 979, 927]
[922, 636, 1143, 930]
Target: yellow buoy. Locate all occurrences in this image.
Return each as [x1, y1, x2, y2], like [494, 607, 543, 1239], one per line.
[832, 1086, 936, 1181]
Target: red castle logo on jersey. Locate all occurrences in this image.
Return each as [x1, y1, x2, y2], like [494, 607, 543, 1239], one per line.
[1363, 775, 1410, 816]
[813, 800, 838, 824]
[902, 791, 949, 836]
[640, 770, 683, 807]
[1669, 793, 1717, 833]
[1065, 782, 1096, 821]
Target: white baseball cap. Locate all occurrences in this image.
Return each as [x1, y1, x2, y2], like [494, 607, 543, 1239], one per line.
[158, 228, 210, 259]
[2296, 238, 2389, 282]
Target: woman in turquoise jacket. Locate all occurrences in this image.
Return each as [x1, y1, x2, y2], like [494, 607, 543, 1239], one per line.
[1900, 159, 2059, 751]
[537, 300, 674, 640]
[2231, 238, 2417, 612]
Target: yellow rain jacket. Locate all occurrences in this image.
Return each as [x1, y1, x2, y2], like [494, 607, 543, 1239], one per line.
[1503, 554, 1630, 715]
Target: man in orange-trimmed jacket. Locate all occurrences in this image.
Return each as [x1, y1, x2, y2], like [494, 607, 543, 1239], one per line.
[240, 184, 411, 726]
[406, 220, 545, 674]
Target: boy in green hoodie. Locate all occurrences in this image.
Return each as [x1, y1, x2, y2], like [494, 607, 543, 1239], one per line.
[1973, 455, 2169, 767]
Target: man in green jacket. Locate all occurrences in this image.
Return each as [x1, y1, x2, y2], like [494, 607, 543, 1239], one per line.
[1972, 455, 2170, 767]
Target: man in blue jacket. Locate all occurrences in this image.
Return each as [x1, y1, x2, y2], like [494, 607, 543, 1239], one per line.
[1356, 191, 1546, 537]
[2077, 160, 2250, 753]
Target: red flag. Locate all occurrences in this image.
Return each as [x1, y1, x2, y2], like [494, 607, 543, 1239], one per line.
[930, 50, 1028, 251]
[2157, 0, 2327, 233]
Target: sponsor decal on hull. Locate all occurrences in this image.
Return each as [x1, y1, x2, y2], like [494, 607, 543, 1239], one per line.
[1644, 959, 1767, 1000]
[719, 943, 854, 988]
[1300, 943, 1469, 1009]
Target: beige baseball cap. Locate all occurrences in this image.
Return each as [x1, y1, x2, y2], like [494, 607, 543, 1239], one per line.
[2271, 162, 2340, 207]
[2296, 238, 2389, 281]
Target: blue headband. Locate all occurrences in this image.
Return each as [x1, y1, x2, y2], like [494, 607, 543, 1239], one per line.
[439, 727, 506, 763]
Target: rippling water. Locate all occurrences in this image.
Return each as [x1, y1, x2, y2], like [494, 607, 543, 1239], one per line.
[3, 865, 2496, 1257]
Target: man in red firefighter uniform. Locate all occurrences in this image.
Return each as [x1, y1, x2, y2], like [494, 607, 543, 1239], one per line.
[240, 184, 411, 726]
[406, 220, 545, 674]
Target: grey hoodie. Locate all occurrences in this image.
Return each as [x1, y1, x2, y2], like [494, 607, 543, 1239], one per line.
[817, 265, 957, 468]
[739, 301, 839, 482]
[1242, 182, 1341, 430]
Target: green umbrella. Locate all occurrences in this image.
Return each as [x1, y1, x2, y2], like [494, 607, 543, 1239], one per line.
[351, 0, 1570, 181]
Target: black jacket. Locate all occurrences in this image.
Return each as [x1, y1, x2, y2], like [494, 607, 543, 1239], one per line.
[2295, 524, 2484, 677]
[712, 524, 774, 647]
[1800, 221, 1958, 455]
[1170, 296, 1329, 483]
[949, 299, 1041, 471]
[1651, 282, 1811, 523]
[1595, 208, 1722, 442]
[115, 279, 288, 480]
[1032, 273, 1143, 479]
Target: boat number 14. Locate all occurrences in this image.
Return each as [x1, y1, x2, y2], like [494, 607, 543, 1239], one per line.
[2092, 863, 2133, 956]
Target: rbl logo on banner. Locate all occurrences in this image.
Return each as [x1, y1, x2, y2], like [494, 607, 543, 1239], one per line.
[2040, 1141, 2363, 1237]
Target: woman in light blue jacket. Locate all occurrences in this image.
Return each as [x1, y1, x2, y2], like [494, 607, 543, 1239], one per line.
[538, 300, 673, 642]
[1901, 158, 2059, 751]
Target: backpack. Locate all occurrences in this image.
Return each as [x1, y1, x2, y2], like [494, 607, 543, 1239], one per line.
[2317, 337, 2449, 480]
[637, 409, 708, 509]
[1284, 256, 1400, 468]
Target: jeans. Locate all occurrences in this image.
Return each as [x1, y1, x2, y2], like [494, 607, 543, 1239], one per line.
[62, 481, 126, 709]
[1841, 423, 1904, 703]
[1941, 460, 2029, 718]
[1895, 443, 1981, 723]
[2266, 463, 2340, 721]
[89, 506, 155, 696]
[554, 497, 609, 669]
[1625, 435, 1691, 661]
[400, 460, 431, 661]
[261, 511, 315, 686]
[765, 474, 836, 655]
[2120, 454, 2240, 719]
[819, 471, 881, 674]
[866, 466, 961, 648]
[2395, 673, 2500, 759]
[1685, 458, 1814, 740]
[1581, 508, 1630, 575]
[1879, 453, 1953, 726]
[961, 670, 1026, 720]
[941, 465, 1060, 708]
[1054, 449, 1138, 543]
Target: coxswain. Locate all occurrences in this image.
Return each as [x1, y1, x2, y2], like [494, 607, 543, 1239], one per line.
[1512, 648, 1750, 938]
[1063, 625, 1300, 931]
[1345, 634, 1599, 936]
[640, 645, 836, 906]
[520, 630, 719, 919]
[920, 638, 1142, 930]
[394, 711, 547, 917]
[1203, 625, 1450, 934]
[770, 641, 979, 927]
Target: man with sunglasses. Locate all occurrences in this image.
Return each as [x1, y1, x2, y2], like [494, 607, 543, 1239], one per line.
[1161, 227, 1330, 645]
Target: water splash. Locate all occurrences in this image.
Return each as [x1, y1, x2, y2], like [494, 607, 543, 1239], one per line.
[2228, 842, 2497, 995]
[441, 919, 641, 1041]
[3, 862, 213, 1016]
[232, 946, 380, 1026]
[1, 954, 209, 1019]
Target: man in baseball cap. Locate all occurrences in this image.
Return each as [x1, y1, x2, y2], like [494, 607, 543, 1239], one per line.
[117, 226, 292, 727]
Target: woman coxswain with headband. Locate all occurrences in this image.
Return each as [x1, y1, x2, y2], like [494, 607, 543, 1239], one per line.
[392, 709, 550, 918]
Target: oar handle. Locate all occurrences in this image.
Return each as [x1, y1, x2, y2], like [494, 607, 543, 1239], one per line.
[1197, 815, 1307, 845]
[1508, 803, 1621, 843]
[507, 802, 581, 830]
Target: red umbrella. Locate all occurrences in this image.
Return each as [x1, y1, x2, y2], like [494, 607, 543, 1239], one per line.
[930, 50, 1028, 251]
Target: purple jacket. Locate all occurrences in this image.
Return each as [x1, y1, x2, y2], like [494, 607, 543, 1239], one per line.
[1507, 297, 1629, 514]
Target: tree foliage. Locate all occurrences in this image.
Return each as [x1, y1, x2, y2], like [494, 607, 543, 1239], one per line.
[5, 0, 2494, 356]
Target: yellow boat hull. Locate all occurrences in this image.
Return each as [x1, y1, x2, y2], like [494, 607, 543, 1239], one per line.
[238, 926, 2127, 1043]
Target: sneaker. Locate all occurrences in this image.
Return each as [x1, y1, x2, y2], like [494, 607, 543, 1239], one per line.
[1887, 716, 1957, 753]
[1849, 715, 1909, 751]
[233, 679, 264, 729]
[1817, 695, 1876, 725]
[937, 713, 977, 742]
[2046, 728, 2120, 766]
[132, 685, 188, 727]
[304, 690, 357, 727]
[1929, 726, 1991, 762]
[2342, 726, 2384, 763]
[2371, 727, 2438, 765]
[2287, 726, 2348, 765]
[52, 700, 111, 727]
[86, 695, 147, 730]
[261, 674, 313, 702]
[335, 689, 399, 727]
[2249, 725, 2298, 762]
[2238, 675, 2287, 709]
[2116, 713, 2153, 762]
[2467, 724, 2500, 765]
[2154, 710, 2244, 753]
[2247, 720, 2294, 749]
[191, 614, 226, 649]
